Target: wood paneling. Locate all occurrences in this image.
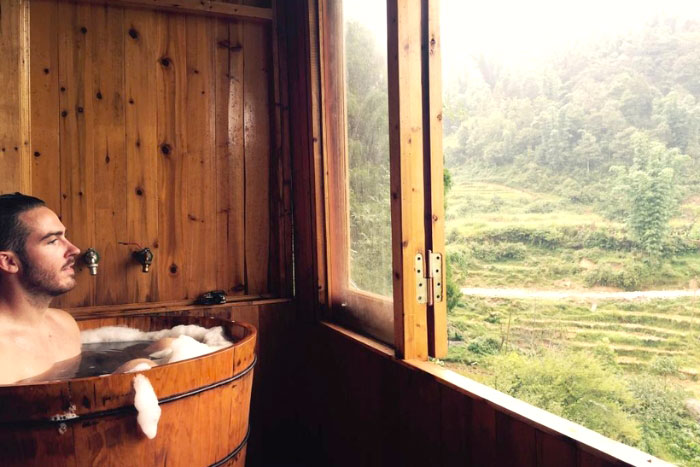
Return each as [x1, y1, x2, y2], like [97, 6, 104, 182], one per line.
[1, 0, 290, 308]
[73, 0, 273, 21]
[0, 0, 30, 195]
[93, 5, 128, 305]
[156, 12, 188, 300]
[29, 0, 60, 210]
[293, 322, 643, 467]
[125, 7, 159, 303]
[286, 0, 326, 320]
[215, 19, 246, 296]
[57, 1, 96, 307]
[243, 20, 271, 294]
[184, 14, 217, 298]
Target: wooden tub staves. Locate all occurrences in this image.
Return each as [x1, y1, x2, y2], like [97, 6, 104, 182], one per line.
[0, 316, 256, 467]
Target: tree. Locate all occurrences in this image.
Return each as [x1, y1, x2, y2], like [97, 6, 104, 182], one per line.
[610, 132, 689, 258]
[345, 20, 393, 295]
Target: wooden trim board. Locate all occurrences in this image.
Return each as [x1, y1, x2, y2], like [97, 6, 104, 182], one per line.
[69, 0, 273, 21]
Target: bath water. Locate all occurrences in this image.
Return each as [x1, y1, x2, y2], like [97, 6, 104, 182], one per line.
[22, 341, 163, 383]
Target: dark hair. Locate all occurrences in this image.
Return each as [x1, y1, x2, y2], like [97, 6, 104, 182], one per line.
[0, 192, 46, 255]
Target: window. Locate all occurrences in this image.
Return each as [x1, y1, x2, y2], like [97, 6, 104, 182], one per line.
[320, 0, 446, 358]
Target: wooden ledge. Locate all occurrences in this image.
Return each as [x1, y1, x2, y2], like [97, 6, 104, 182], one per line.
[70, 0, 273, 21]
[69, 296, 291, 320]
[320, 321, 671, 467]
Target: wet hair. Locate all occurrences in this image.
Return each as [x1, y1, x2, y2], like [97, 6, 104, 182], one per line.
[0, 192, 46, 256]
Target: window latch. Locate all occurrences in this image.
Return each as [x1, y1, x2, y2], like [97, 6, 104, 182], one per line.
[415, 251, 443, 306]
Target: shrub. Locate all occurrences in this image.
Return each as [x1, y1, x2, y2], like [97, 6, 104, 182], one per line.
[467, 336, 501, 355]
[583, 263, 649, 290]
[446, 252, 464, 314]
[582, 229, 636, 251]
[662, 231, 700, 255]
[489, 351, 641, 445]
[470, 242, 527, 261]
[627, 376, 700, 463]
[448, 328, 464, 341]
[484, 312, 501, 324]
[482, 227, 564, 248]
[487, 195, 505, 212]
[525, 200, 556, 213]
[650, 356, 678, 379]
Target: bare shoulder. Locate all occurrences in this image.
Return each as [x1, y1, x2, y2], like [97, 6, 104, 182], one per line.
[47, 308, 80, 337]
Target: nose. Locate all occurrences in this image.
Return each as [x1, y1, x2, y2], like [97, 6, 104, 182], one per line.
[66, 240, 80, 257]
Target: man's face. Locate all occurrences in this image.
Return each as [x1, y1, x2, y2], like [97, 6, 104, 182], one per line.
[17, 207, 81, 297]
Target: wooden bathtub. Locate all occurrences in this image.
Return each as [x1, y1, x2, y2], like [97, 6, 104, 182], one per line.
[0, 315, 256, 467]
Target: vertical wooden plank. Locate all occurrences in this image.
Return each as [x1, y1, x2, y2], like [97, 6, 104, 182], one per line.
[308, 0, 328, 312]
[29, 0, 61, 211]
[320, 0, 349, 311]
[57, 1, 95, 308]
[0, 0, 30, 195]
[496, 412, 538, 466]
[268, 0, 293, 298]
[92, 5, 128, 305]
[268, 0, 282, 296]
[439, 385, 471, 466]
[243, 21, 271, 295]
[467, 399, 497, 466]
[537, 431, 577, 467]
[387, 0, 428, 359]
[156, 12, 187, 301]
[124, 8, 159, 303]
[288, 0, 326, 317]
[423, 0, 447, 358]
[184, 14, 217, 299]
[396, 368, 442, 466]
[276, 0, 294, 299]
[215, 18, 246, 297]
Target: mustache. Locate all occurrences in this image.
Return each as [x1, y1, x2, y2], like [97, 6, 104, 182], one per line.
[63, 258, 76, 269]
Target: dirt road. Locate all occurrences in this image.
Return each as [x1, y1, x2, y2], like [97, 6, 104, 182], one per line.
[460, 287, 700, 301]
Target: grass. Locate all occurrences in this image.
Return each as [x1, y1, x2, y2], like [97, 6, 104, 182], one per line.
[444, 173, 700, 465]
[446, 175, 700, 290]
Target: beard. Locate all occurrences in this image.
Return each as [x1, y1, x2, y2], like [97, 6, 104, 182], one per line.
[17, 252, 76, 298]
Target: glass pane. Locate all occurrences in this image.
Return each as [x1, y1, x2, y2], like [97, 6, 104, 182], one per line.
[343, 1, 392, 297]
[442, 0, 700, 464]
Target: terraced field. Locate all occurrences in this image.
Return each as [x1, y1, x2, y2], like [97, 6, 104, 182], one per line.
[443, 177, 700, 462]
[446, 296, 700, 394]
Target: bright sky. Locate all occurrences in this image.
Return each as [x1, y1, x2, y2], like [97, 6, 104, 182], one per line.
[442, 0, 700, 76]
[344, 0, 700, 84]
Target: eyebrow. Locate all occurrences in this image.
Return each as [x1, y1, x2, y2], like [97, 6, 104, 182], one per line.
[40, 231, 64, 241]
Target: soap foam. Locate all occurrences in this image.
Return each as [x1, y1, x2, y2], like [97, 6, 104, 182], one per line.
[80, 324, 233, 368]
[133, 374, 161, 439]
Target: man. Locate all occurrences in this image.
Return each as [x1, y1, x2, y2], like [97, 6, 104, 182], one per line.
[0, 193, 81, 384]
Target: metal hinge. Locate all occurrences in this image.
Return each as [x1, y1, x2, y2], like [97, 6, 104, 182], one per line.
[415, 250, 443, 305]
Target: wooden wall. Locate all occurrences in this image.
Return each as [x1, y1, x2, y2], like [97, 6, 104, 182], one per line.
[0, 0, 292, 309]
[289, 323, 634, 467]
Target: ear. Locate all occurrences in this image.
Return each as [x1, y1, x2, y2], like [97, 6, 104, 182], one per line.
[0, 251, 20, 274]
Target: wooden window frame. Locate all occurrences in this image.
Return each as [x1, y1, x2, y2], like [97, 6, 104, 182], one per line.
[318, 0, 446, 359]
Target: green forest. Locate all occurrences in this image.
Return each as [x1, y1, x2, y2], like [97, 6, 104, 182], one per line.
[345, 13, 700, 467]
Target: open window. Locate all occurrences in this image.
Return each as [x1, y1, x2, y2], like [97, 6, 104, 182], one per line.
[319, 0, 446, 359]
